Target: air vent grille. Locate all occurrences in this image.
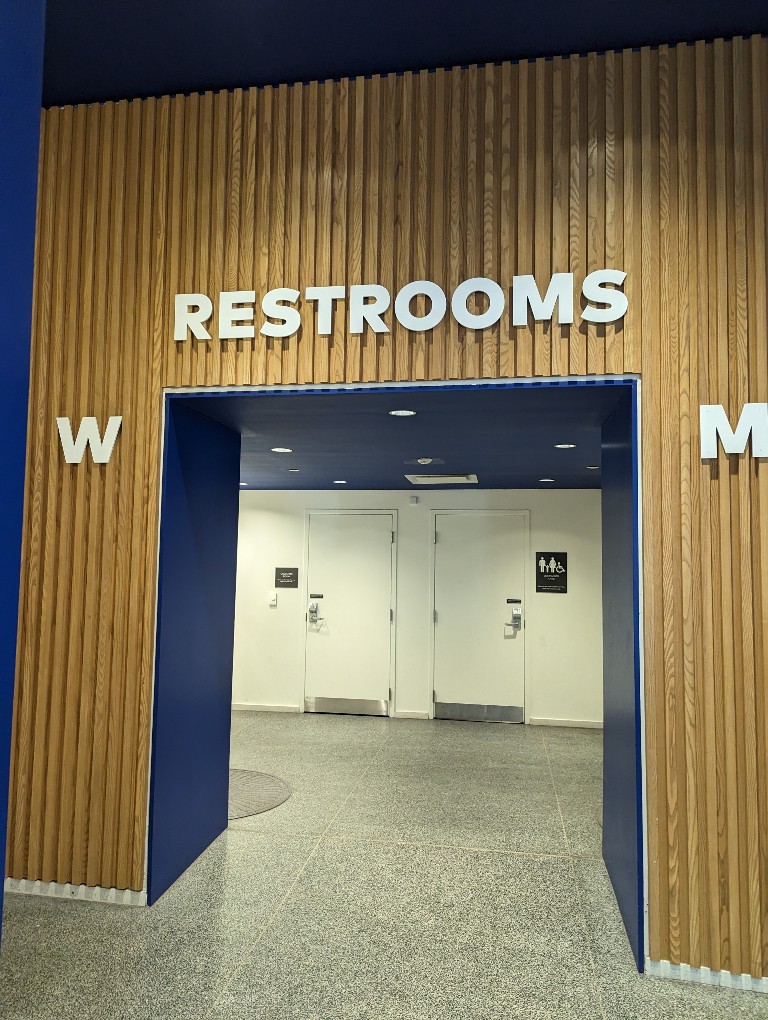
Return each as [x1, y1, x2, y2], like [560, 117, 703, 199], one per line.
[404, 473, 478, 485]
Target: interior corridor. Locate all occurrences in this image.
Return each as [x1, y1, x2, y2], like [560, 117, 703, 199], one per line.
[0, 713, 765, 1019]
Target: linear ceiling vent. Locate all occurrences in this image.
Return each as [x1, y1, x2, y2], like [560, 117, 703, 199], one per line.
[404, 473, 478, 485]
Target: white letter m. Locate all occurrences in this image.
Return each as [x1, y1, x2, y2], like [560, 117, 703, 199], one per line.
[56, 416, 123, 464]
[700, 403, 768, 459]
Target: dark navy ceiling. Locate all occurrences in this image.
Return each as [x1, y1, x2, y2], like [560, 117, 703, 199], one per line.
[179, 382, 630, 490]
[43, 1, 767, 107]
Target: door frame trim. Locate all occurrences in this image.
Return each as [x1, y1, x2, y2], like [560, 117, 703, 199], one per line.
[428, 509, 530, 721]
[147, 376, 644, 967]
[301, 508, 398, 717]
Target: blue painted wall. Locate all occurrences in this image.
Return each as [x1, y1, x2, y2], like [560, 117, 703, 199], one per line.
[0, 0, 46, 938]
[601, 388, 644, 969]
[147, 401, 241, 903]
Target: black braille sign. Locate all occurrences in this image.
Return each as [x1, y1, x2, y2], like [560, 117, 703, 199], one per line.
[536, 552, 567, 594]
[275, 567, 299, 588]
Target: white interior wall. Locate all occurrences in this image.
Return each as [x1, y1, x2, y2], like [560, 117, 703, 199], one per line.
[232, 488, 604, 726]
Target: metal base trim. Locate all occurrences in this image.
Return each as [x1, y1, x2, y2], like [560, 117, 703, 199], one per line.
[645, 958, 768, 994]
[304, 696, 389, 717]
[4, 877, 146, 907]
[434, 702, 524, 724]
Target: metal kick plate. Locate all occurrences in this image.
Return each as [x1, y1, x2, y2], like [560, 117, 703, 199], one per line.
[434, 702, 524, 724]
[304, 697, 389, 717]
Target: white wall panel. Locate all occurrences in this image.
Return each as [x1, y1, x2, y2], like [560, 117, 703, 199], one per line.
[233, 488, 603, 724]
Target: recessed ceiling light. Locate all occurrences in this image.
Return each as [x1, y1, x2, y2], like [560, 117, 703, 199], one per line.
[288, 468, 300, 473]
[388, 409, 416, 417]
[416, 458, 434, 465]
[554, 443, 576, 449]
[271, 447, 293, 453]
[539, 477, 555, 483]
[239, 482, 247, 487]
[587, 465, 600, 470]
[333, 480, 347, 485]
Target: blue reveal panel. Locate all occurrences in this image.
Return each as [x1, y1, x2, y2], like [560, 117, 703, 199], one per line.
[0, 0, 46, 939]
[148, 400, 241, 904]
[601, 387, 644, 970]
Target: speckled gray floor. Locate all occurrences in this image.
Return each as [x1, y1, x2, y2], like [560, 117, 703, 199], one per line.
[1, 712, 766, 1019]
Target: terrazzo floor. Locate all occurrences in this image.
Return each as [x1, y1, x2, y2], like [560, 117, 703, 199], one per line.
[1, 711, 766, 1019]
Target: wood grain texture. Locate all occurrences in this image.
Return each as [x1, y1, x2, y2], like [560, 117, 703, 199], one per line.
[10, 37, 768, 977]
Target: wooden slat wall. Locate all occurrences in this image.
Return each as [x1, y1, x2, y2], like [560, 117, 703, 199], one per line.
[8, 35, 768, 975]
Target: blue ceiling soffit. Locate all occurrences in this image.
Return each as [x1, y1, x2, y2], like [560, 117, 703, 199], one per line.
[43, 1, 768, 107]
[180, 382, 629, 491]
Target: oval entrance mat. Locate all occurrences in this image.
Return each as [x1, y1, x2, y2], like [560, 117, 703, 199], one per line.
[228, 769, 292, 820]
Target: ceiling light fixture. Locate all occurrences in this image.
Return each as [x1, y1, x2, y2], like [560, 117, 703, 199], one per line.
[539, 477, 555, 483]
[271, 447, 293, 453]
[587, 465, 599, 470]
[554, 443, 576, 449]
[333, 480, 347, 484]
[404, 456, 445, 467]
[388, 409, 416, 417]
[239, 482, 247, 487]
[288, 468, 300, 473]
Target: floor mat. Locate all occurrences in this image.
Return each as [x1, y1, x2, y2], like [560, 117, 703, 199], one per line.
[228, 769, 292, 820]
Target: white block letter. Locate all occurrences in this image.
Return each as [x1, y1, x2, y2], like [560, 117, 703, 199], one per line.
[305, 285, 346, 334]
[394, 281, 446, 332]
[57, 416, 123, 464]
[260, 288, 302, 338]
[451, 278, 505, 330]
[349, 284, 391, 334]
[700, 403, 768, 459]
[512, 273, 574, 326]
[219, 290, 256, 339]
[174, 294, 213, 340]
[581, 269, 628, 323]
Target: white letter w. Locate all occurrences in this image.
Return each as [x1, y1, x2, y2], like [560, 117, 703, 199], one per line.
[56, 416, 122, 464]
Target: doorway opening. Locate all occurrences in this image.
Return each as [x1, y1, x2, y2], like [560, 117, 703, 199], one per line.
[147, 377, 644, 969]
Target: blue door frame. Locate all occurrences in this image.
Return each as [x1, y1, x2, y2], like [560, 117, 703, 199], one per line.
[0, 0, 46, 944]
[147, 377, 645, 968]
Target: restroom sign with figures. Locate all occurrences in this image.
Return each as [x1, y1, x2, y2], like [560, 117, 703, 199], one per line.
[536, 552, 568, 594]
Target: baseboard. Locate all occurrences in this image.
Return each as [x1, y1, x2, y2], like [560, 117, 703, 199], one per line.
[646, 958, 768, 994]
[528, 717, 603, 729]
[4, 877, 146, 907]
[232, 703, 301, 713]
[393, 710, 430, 720]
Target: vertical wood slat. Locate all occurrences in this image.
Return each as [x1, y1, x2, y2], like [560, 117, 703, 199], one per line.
[515, 60, 533, 378]
[551, 56, 569, 378]
[639, 42, 668, 962]
[748, 34, 768, 974]
[47, 104, 87, 884]
[10, 39, 768, 978]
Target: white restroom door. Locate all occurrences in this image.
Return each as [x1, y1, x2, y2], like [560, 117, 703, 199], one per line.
[432, 511, 527, 722]
[304, 512, 394, 716]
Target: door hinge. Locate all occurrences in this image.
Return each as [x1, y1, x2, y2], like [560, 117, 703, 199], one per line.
[433, 608, 438, 623]
[390, 608, 394, 623]
[389, 687, 392, 702]
[391, 530, 395, 544]
[432, 689, 436, 703]
[433, 531, 438, 544]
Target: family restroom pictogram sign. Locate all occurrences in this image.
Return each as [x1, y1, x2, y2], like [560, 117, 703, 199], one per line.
[536, 552, 568, 594]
